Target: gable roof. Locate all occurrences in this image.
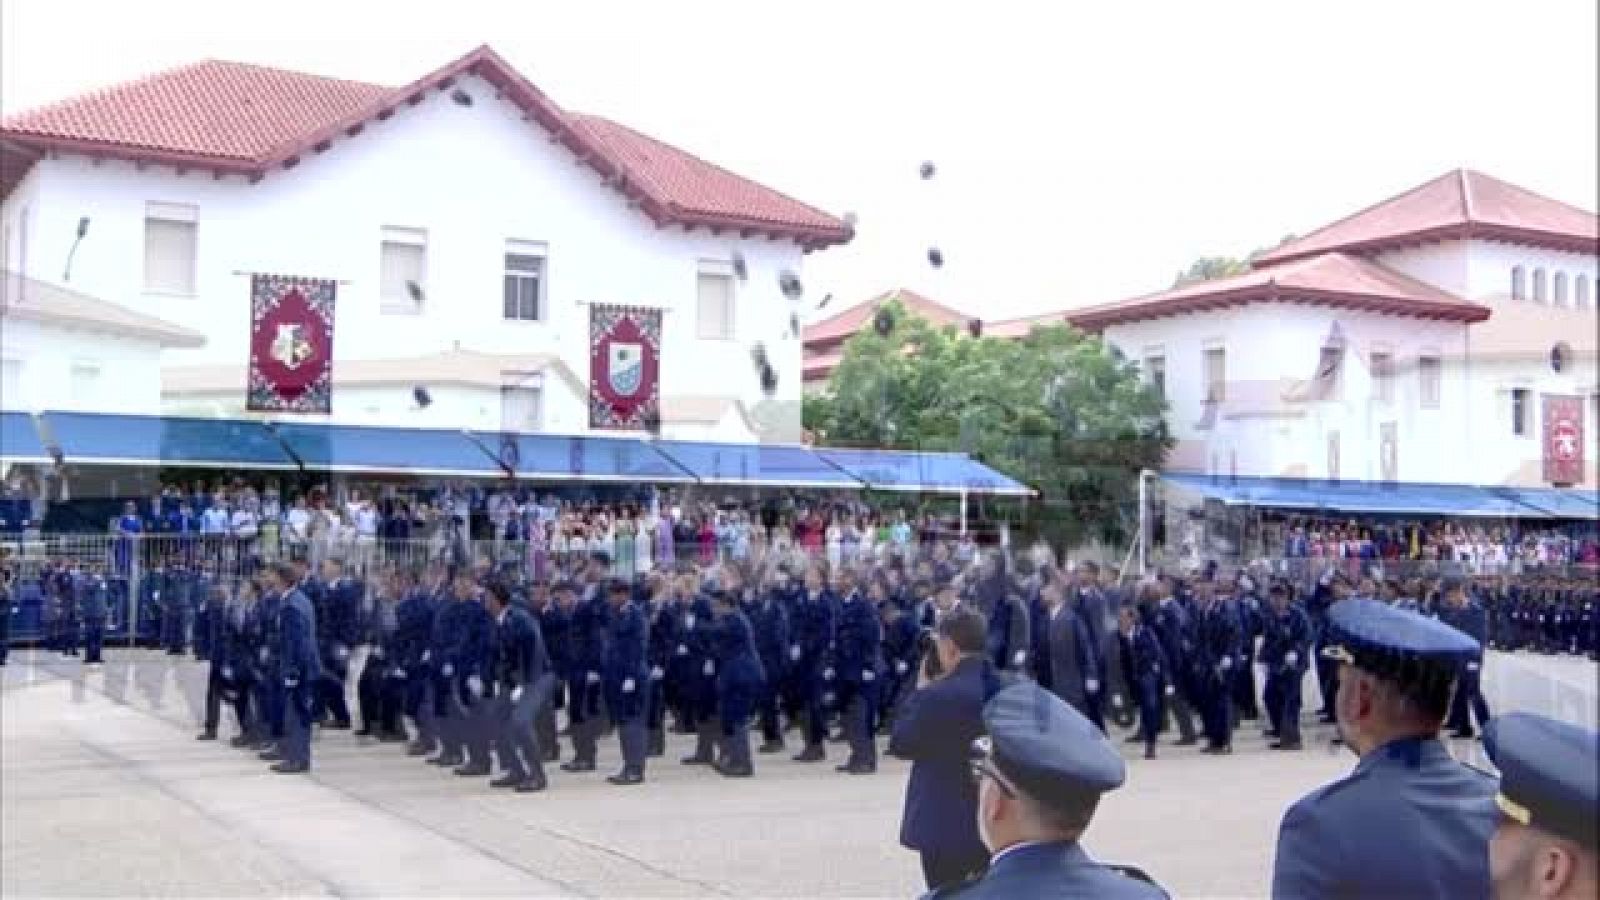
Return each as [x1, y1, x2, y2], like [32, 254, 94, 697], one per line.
[987, 310, 1071, 339]
[1, 270, 204, 346]
[1065, 252, 1490, 331]
[803, 288, 969, 346]
[0, 46, 852, 249]
[1255, 168, 1599, 265]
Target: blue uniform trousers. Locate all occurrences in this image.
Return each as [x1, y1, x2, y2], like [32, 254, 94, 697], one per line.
[281, 681, 314, 767]
[83, 618, 105, 664]
[1447, 664, 1491, 734]
[842, 681, 878, 767]
[1264, 667, 1303, 744]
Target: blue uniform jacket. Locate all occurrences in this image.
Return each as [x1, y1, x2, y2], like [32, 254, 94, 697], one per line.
[394, 588, 437, 674]
[539, 604, 572, 680]
[789, 588, 837, 679]
[567, 597, 609, 680]
[712, 608, 765, 724]
[441, 599, 494, 686]
[748, 590, 791, 681]
[1260, 605, 1312, 672]
[1196, 599, 1243, 681]
[834, 592, 884, 685]
[1271, 737, 1496, 900]
[277, 589, 322, 685]
[929, 841, 1167, 899]
[495, 605, 549, 691]
[889, 655, 997, 856]
[77, 572, 109, 621]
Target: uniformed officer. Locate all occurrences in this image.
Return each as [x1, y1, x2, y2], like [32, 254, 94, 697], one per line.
[1439, 577, 1492, 739]
[788, 565, 837, 763]
[399, 563, 445, 757]
[1258, 582, 1310, 751]
[266, 562, 320, 774]
[1193, 581, 1241, 755]
[1484, 713, 1598, 900]
[79, 563, 109, 665]
[251, 574, 286, 755]
[0, 551, 15, 666]
[710, 586, 764, 778]
[485, 579, 553, 793]
[198, 583, 235, 741]
[1270, 598, 1496, 899]
[747, 568, 791, 753]
[603, 578, 650, 786]
[311, 558, 358, 730]
[537, 580, 575, 763]
[925, 680, 1168, 898]
[1119, 598, 1170, 760]
[441, 571, 495, 778]
[835, 566, 884, 774]
[561, 575, 610, 773]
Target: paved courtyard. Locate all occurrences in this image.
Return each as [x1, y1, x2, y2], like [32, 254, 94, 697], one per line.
[2, 647, 1593, 898]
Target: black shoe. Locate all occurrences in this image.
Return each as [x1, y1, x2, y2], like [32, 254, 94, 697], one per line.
[353, 727, 374, 737]
[836, 762, 875, 774]
[271, 761, 309, 774]
[428, 754, 463, 767]
[1272, 740, 1303, 751]
[1450, 730, 1475, 740]
[543, 749, 561, 763]
[377, 731, 407, 744]
[406, 742, 436, 757]
[515, 776, 548, 793]
[1144, 746, 1157, 760]
[559, 760, 595, 773]
[1124, 734, 1144, 744]
[1173, 736, 1199, 747]
[718, 764, 754, 778]
[792, 746, 826, 762]
[454, 763, 491, 778]
[229, 735, 254, 749]
[258, 750, 284, 762]
[195, 731, 218, 741]
[1201, 744, 1233, 755]
[1263, 730, 1281, 740]
[758, 741, 785, 754]
[606, 771, 645, 786]
[490, 775, 522, 788]
[324, 721, 352, 731]
[680, 754, 713, 766]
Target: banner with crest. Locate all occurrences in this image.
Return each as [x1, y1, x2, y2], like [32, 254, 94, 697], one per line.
[589, 304, 661, 430]
[1542, 394, 1585, 485]
[247, 273, 337, 413]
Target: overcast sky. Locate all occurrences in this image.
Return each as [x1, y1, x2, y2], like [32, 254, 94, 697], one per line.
[3, 0, 1595, 322]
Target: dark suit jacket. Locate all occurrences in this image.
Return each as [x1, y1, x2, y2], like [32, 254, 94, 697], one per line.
[927, 841, 1167, 899]
[888, 656, 994, 856]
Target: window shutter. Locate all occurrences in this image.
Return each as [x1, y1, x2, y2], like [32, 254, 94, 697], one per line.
[698, 272, 734, 340]
[144, 217, 197, 294]
[380, 241, 425, 312]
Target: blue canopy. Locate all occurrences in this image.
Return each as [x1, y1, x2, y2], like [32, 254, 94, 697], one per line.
[1495, 487, 1599, 520]
[815, 448, 1034, 496]
[39, 411, 298, 469]
[1, 411, 49, 463]
[474, 433, 694, 483]
[272, 422, 503, 477]
[653, 441, 860, 489]
[1163, 473, 1551, 519]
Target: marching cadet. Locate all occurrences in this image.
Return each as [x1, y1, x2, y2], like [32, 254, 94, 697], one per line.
[976, 555, 1030, 675]
[1270, 598, 1495, 899]
[1483, 713, 1598, 900]
[935, 681, 1167, 898]
[399, 564, 445, 758]
[679, 578, 722, 767]
[1151, 579, 1199, 746]
[537, 580, 575, 763]
[250, 571, 285, 755]
[79, 562, 109, 665]
[879, 583, 924, 729]
[485, 579, 552, 793]
[161, 555, 195, 656]
[658, 572, 697, 737]
[1258, 582, 1310, 751]
[441, 570, 496, 778]
[356, 569, 405, 741]
[197, 583, 235, 741]
[603, 578, 651, 785]
[40, 559, 63, 654]
[787, 564, 837, 763]
[1438, 577, 1492, 740]
[311, 558, 359, 730]
[224, 578, 261, 747]
[834, 566, 883, 774]
[1231, 571, 1263, 722]
[1194, 580, 1242, 755]
[710, 586, 764, 778]
[644, 573, 675, 757]
[1119, 598, 1170, 760]
[265, 562, 320, 774]
[1044, 578, 1104, 731]
[748, 567, 791, 754]
[561, 572, 609, 774]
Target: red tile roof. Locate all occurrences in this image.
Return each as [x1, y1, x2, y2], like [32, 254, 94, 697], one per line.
[803, 288, 969, 346]
[1066, 252, 1490, 331]
[0, 46, 852, 248]
[987, 311, 1071, 339]
[1256, 168, 1599, 265]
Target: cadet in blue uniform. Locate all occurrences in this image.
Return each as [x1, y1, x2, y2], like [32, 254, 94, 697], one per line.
[267, 562, 321, 774]
[710, 587, 764, 778]
[537, 581, 575, 763]
[1259, 582, 1310, 750]
[0, 553, 14, 666]
[561, 578, 610, 773]
[1231, 572, 1263, 721]
[834, 568, 884, 774]
[311, 559, 358, 729]
[398, 566, 444, 757]
[1439, 577, 1492, 739]
[441, 572, 495, 778]
[925, 680, 1167, 899]
[197, 583, 235, 741]
[1194, 582, 1242, 754]
[1270, 598, 1496, 899]
[602, 578, 650, 785]
[1483, 713, 1598, 900]
[485, 580, 553, 793]
[79, 563, 109, 665]
[788, 565, 837, 763]
[250, 577, 285, 754]
[1151, 583, 1198, 746]
[747, 570, 791, 754]
[1119, 597, 1171, 760]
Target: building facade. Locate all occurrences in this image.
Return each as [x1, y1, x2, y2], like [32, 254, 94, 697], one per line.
[802, 288, 971, 391]
[0, 46, 850, 443]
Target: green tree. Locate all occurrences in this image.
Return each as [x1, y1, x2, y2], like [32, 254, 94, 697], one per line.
[1172, 255, 1249, 287]
[805, 300, 1172, 547]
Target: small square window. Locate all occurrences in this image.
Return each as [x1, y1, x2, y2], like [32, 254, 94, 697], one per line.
[380, 227, 426, 314]
[698, 270, 735, 341]
[1511, 388, 1531, 437]
[504, 250, 546, 322]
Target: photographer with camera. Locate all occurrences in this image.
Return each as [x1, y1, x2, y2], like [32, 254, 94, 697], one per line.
[888, 607, 1009, 892]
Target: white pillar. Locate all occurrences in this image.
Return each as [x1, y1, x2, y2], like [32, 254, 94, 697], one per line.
[959, 488, 969, 537]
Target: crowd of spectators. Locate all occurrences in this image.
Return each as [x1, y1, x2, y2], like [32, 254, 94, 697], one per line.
[1259, 514, 1598, 571]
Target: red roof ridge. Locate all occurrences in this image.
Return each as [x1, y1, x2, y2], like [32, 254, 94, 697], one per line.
[1458, 167, 1476, 221]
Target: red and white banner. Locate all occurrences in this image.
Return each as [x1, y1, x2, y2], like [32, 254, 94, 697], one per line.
[247, 274, 336, 414]
[589, 304, 661, 430]
[1542, 394, 1585, 485]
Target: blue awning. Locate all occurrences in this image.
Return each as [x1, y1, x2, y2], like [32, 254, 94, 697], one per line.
[815, 448, 1033, 496]
[475, 433, 695, 483]
[38, 412, 298, 469]
[653, 441, 860, 489]
[1495, 487, 1599, 520]
[1162, 473, 1551, 518]
[1, 412, 49, 463]
[272, 422, 503, 478]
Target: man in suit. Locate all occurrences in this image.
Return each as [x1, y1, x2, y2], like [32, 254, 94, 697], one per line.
[1484, 713, 1598, 900]
[890, 607, 1001, 892]
[1270, 598, 1496, 899]
[485, 579, 553, 793]
[265, 562, 320, 774]
[928, 681, 1168, 898]
[602, 578, 651, 785]
[1439, 578, 1492, 739]
[1043, 580, 1104, 731]
[1259, 582, 1310, 751]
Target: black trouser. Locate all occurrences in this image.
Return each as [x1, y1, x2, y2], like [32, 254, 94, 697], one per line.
[920, 847, 990, 892]
[315, 656, 351, 726]
[568, 677, 606, 765]
[1199, 670, 1233, 747]
[1134, 678, 1162, 748]
[1232, 651, 1259, 718]
[757, 676, 783, 744]
[357, 653, 394, 732]
[1447, 662, 1491, 734]
[1264, 667, 1303, 745]
[842, 682, 877, 767]
[83, 619, 105, 664]
[205, 666, 253, 736]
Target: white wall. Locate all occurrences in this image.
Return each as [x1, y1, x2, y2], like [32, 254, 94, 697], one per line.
[0, 318, 165, 414]
[1451, 241, 1599, 307]
[7, 73, 811, 439]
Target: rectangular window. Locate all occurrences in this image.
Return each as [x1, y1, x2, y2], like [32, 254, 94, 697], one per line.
[1418, 355, 1442, 409]
[1379, 422, 1398, 482]
[1203, 346, 1225, 403]
[697, 269, 735, 341]
[70, 361, 101, 407]
[1143, 355, 1166, 400]
[1511, 388, 1530, 437]
[500, 371, 544, 432]
[143, 202, 197, 295]
[1327, 431, 1341, 481]
[1370, 351, 1395, 403]
[380, 227, 426, 314]
[503, 241, 547, 322]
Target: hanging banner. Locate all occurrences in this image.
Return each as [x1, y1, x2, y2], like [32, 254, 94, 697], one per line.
[589, 304, 661, 430]
[1542, 394, 1584, 485]
[247, 273, 336, 414]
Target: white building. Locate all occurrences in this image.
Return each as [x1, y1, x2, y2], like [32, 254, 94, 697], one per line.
[1044, 169, 1598, 492]
[0, 270, 202, 414]
[0, 45, 849, 444]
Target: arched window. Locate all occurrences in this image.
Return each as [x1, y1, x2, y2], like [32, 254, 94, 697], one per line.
[1553, 271, 1568, 307]
[1577, 274, 1592, 309]
[1532, 268, 1547, 303]
[1510, 266, 1525, 300]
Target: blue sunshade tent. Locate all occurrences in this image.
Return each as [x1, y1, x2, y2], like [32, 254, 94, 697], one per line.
[38, 411, 298, 469]
[814, 448, 1033, 496]
[652, 441, 860, 489]
[475, 433, 694, 483]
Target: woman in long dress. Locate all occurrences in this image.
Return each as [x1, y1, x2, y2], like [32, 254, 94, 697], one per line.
[635, 512, 655, 575]
[614, 513, 636, 578]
